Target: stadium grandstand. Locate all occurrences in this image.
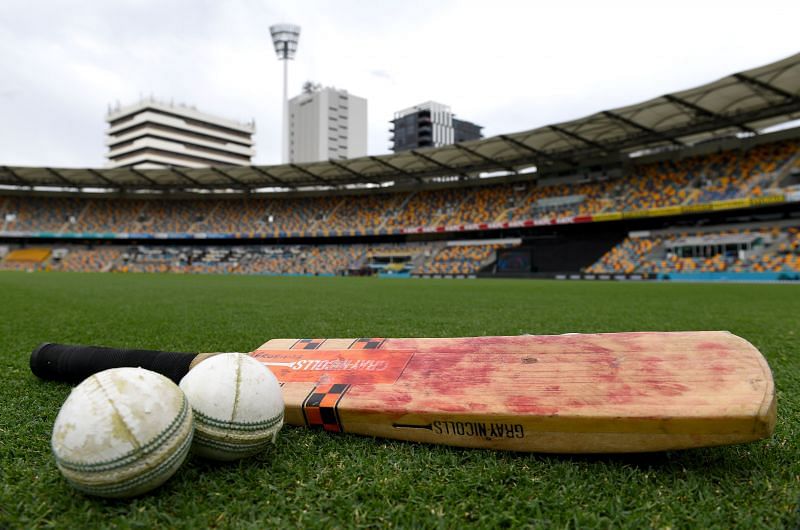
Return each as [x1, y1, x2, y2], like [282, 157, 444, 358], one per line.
[1, 53, 799, 280]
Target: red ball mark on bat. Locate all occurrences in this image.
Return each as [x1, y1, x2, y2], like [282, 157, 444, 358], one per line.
[639, 356, 666, 374]
[606, 333, 648, 353]
[697, 342, 732, 357]
[709, 363, 734, 376]
[644, 380, 688, 396]
[566, 399, 590, 408]
[504, 396, 559, 415]
[350, 383, 375, 394]
[405, 353, 495, 397]
[414, 401, 472, 413]
[605, 383, 645, 405]
[383, 392, 413, 406]
[589, 353, 623, 383]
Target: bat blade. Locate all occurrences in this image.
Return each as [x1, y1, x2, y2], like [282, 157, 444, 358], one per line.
[31, 331, 776, 453]
[254, 333, 776, 453]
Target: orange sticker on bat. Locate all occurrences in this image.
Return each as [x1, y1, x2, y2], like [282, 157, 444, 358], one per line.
[251, 349, 414, 384]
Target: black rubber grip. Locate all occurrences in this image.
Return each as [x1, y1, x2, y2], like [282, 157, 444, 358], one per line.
[30, 343, 199, 385]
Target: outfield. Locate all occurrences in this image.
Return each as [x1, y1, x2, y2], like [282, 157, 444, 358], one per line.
[1, 272, 797, 528]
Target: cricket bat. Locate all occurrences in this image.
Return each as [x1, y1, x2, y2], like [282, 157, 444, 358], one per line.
[30, 331, 776, 453]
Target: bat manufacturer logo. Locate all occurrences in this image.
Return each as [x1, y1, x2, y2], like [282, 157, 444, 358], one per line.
[288, 359, 390, 372]
[252, 349, 413, 384]
[393, 421, 525, 439]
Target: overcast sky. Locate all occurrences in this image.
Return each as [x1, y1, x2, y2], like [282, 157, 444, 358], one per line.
[0, 0, 797, 168]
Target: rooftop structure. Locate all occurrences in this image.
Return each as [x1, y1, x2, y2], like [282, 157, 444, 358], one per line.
[288, 85, 367, 163]
[390, 101, 483, 152]
[105, 99, 255, 169]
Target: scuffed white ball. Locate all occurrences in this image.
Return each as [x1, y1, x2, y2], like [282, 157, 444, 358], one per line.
[180, 353, 284, 461]
[51, 367, 194, 498]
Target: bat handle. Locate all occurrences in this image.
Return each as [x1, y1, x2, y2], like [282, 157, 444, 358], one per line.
[30, 343, 200, 385]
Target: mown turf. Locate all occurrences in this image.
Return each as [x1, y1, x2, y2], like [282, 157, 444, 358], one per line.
[0, 272, 798, 529]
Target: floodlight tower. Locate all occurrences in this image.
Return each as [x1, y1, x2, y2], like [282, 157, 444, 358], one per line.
[269, 23, 300, 163]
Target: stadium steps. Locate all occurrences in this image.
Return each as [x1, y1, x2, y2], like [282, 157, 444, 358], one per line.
[319, 198, 346, 229]
[477, 247, 501, 272]
[680, 163, 707, 205]
[640, 241, 666, 269]
[773, 151, 800, 188]
[429, 212, 448, 227]
[0, 197, 7, 232]
[491, 187, 526, 222]
[493, 208, 515, 223]
[192, 201, 223, 233]
[350, 254, 369, 270]
[381, 193, 411, 230]
[748, 232, 786, 260]
[101, 257, 118, 273]
[583, 197, 614, 214]
[131, 201, 148, 232]
[681, 189, 701, 206]
[508, 185, 540, 220]
[69, 201, 93, 234]
[131, 202, 154, 233]
[409, 242, 445, 273]
[382, 191, 417, 229]
[306, 199, 343, 233]
[738, 151, 798, 196]
[411, 244, 441, 270]
[438, 192, 473, 227]
[690, 156, 724, 202]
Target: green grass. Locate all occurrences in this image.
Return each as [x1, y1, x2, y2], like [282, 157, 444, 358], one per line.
[1, 271, 798, 529]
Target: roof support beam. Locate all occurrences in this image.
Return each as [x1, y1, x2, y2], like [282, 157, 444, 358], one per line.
[453, 144, 517, 173]
[289, 164, 329, 185]
[549, 125, 608, 152]
[410, 150, 470, 179]
[733, 73, 797, 101]
[129, 167, 163, 188]
[44, 168, 80, 188]
[368, 156, 422, 183]
[498, 135, 576, 168]
[210, 167, 249, 190]
[171, 167, 207, 188]
[0, 166, 31, 187]
[328, 159, 371, 184]
[663, 94, 756, 134]
[87, 168, 122, 189]
[602, 111, 684, 147]
[250, 166, 289, 186]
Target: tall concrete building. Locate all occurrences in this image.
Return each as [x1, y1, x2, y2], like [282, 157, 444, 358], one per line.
[106, 99, 255, 169]
[288, 85, 367, 163]
[390, 101, 483, 152]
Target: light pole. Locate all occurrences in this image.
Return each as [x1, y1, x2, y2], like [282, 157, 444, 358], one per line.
[269, 24, 300, 164]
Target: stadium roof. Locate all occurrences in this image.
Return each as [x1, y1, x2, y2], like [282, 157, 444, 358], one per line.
[2, 53, 800, 192]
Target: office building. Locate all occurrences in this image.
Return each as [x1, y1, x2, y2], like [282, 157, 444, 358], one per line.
[106, 99, 255, 168]
[288, 85, 367, 163]
[390, 101, 483, 152]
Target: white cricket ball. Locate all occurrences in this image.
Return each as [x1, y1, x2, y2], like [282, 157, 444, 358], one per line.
[51, 367, 194, 498]
[179, 353, 284, 461]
